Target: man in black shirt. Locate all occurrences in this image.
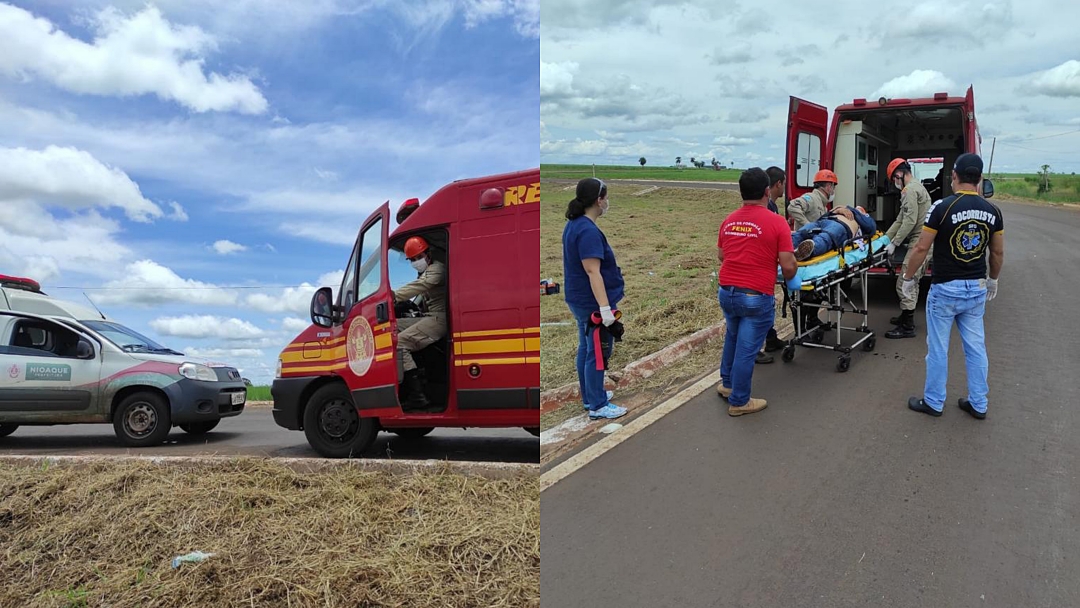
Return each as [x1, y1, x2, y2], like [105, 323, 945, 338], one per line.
[899, 153, 1005, 419]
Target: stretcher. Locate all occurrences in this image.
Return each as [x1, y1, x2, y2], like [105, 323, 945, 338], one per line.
[775, 232, 895, 372]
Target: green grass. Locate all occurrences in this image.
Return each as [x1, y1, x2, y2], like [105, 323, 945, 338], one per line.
[987, 173, 1080, 205]
[541, 163, 743, 182]
[246, 385, 272, 401]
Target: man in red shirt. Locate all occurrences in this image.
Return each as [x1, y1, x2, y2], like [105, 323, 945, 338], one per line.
[716, 168, 798, 416]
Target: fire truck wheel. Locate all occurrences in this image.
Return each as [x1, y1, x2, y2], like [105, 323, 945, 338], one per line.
[303, 383, 378, 458]
[389, 427, 434, 440]
[0, 423, 18, 438]
[524, 427, 540, 437]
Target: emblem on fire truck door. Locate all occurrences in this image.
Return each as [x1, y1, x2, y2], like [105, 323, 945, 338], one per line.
[346, 316, 376, 377]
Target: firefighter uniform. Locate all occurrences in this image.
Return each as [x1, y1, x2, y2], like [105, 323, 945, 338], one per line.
[788, 188, 829, 230]
[394, 260, 447, 371]
[886, 180, 934, 311]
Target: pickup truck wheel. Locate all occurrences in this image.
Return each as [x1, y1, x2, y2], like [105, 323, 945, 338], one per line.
[389, 427, 434, 440]
[179, 420, 220, 435]
[303, 383, 377, 458]
[113, 392, 171, 447]
[0, 423, 18, 438]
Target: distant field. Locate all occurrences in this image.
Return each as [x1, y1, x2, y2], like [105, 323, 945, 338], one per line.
[247, 385, 272, 401]
[987, 173, 1080, 204]
[541, 164, 743, 182]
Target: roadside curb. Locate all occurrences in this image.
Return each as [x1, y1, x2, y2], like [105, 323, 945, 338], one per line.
[540, 322, 726, 414]
[0, 455, 538, 480]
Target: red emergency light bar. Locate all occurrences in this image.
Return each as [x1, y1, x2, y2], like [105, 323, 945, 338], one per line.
[0, 274, 42, 293]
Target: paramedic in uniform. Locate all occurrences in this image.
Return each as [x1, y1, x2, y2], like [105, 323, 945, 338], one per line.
[884, 158, 934, 339]
[903, 153, 1004, 419]
[788, 169, 836, 229]
[393, 236, 447, 410]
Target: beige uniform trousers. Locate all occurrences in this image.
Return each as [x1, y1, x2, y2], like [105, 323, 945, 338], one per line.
[397, 314, 447, 371]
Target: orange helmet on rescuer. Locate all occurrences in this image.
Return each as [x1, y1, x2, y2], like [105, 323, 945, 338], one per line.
[404, 236, 429, 259]
[813, 169, 838, 184]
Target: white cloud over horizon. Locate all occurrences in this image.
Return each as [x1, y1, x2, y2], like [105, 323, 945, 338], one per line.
[150, 315, 265, 339]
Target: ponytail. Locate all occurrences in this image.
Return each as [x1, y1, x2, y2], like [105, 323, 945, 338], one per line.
[565, 197, 589, 220]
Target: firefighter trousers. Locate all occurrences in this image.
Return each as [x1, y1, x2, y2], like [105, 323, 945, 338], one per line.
[397, 314, 447, 371]
[896, 244, 933, 311]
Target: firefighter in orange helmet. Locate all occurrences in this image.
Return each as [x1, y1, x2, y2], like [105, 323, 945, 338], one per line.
[788, 169, 837, 229]
[393, 235, 447, 410]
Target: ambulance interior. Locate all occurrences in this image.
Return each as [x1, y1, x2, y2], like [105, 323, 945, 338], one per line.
[831, 106, 969, 234]
[389, 229, 450, 412]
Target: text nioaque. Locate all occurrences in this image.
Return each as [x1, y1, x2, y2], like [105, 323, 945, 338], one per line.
[26, 363, 72, 382]
[504, 182, 540, 206]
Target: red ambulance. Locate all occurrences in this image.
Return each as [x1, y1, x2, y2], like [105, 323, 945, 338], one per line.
[271, 169, 540, 457]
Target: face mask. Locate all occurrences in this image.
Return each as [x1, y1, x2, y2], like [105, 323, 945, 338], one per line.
[598, 199, 610, 216]
[894, 179, 904, 190]
[827, 192, 835, 203]
[411, 259, 429, 273]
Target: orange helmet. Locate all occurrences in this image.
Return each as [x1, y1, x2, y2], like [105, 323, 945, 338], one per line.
[813, 169, 838, 184]
[404, 236, 429, 259]
[887, 158, 909, 179]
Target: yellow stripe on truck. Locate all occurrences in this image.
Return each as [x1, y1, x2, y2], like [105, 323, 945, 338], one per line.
[280, 347, 345, 363]
[375, 333, 393, 350]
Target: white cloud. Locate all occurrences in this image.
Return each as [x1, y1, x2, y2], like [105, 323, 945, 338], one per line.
[183, 346, 265, 360]
[167, 201, 189, 221]
[713, 135, 755, 146]
[0, 4, 267, 114]
[150, 315, 265, 339]
[94, 260, 239, 307]
[1030, 60, 1080, 98]
[281, 317, 312, 333]
[871, 70, 957, 99]
[462, 0, 539, 37]
[211, 240, 247, 255]
[0, 204, 131, 282]
[245, 270, 345, 315]
[0, 145, 162, 222]
[727, 108, 769, 123]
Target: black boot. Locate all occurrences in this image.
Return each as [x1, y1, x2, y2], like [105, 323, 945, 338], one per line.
[402, 369, 430, 410]
[885, 310, 916, 339]
[889, 309, 917, 327]
[764, 329, 785, 352]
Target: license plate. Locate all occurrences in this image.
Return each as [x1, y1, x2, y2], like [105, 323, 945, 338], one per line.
[231, 391, 246, 406]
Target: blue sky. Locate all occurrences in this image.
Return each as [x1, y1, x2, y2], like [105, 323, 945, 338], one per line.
[0, 0, 539, 384]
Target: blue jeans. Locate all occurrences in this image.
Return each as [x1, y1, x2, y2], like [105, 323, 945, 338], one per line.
[792, 220, 850, 257]
[718, 287, 776, 406]
[924, 280, 989, 412]
[568, 304, 614, 411]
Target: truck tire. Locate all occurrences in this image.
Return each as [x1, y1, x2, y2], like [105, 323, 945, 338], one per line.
[524, 427, 540, 437]
[113, 391, 171, 447]
[179, 420, 220, 435]
[303, 383, 378, 458]
[0, 423, 18, 438]
[389, 427, 434, 440]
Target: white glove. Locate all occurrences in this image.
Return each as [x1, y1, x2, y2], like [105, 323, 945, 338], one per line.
[886, 243, 896, 256]
[600, 306, 617, 327]
[986, 278, 998, 301]
[901, 277, 918, 301]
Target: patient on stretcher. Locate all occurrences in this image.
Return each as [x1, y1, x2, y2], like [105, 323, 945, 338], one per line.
[792, 206, 877, 261]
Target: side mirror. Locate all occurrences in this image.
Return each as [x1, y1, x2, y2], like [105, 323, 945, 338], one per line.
[310, 287, 335, 328]
[77, 338, 94, 360]
[981, 178, 994, 199]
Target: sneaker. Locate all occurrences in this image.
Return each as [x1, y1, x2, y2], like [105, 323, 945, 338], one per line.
[583, 390, 615, 410]
[716, 384, 733, 399]
[588, 404, 628, 420]
[907, 397, 942, 417]
[795, 240, 816, 261]
[755, 351, 774, 364]
[728, 398, 767, 417]
[958, 398, 987, 420]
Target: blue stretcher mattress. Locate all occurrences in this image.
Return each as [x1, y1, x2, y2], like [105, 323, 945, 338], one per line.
[778, 233, 892, 285]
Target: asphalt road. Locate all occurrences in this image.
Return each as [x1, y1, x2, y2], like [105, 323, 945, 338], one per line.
[0, 407, 539, 463]
[542, 177, 740, 191]
[541, 199, 1080, 607]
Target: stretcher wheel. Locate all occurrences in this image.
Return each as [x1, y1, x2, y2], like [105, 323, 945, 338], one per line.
[810, 328, 825, 344]
[863, 337, 876, 352]
[836, 355, 851, 373]
[781, 346, 796, 362]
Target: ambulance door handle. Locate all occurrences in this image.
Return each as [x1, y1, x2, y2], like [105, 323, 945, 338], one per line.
[376, 302, 389, 324]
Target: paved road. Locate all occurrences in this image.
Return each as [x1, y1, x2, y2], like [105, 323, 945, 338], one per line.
[542, 177, 739, 191]
[542, 199, 1080, 607]
[0, 408, 539, 463]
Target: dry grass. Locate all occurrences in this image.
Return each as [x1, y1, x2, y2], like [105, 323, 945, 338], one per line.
[0, 460, 539, 608]
[540, 184, 741, 391]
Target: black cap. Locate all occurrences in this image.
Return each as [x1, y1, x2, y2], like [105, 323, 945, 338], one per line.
[954, 153, 983, 182]
[575, 177, 606, 203]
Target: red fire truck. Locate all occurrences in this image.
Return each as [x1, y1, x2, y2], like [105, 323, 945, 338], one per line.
[785, 86, 994, 276]
[271, 169, 540, 457]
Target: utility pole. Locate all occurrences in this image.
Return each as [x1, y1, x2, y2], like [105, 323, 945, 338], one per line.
[987, 137, 996, 176]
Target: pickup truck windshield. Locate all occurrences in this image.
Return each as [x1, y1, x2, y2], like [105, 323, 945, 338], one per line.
[80, 320, 184, 355]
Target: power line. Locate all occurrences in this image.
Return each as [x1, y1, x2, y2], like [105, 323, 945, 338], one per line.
[1008, 128, 1080, 143]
